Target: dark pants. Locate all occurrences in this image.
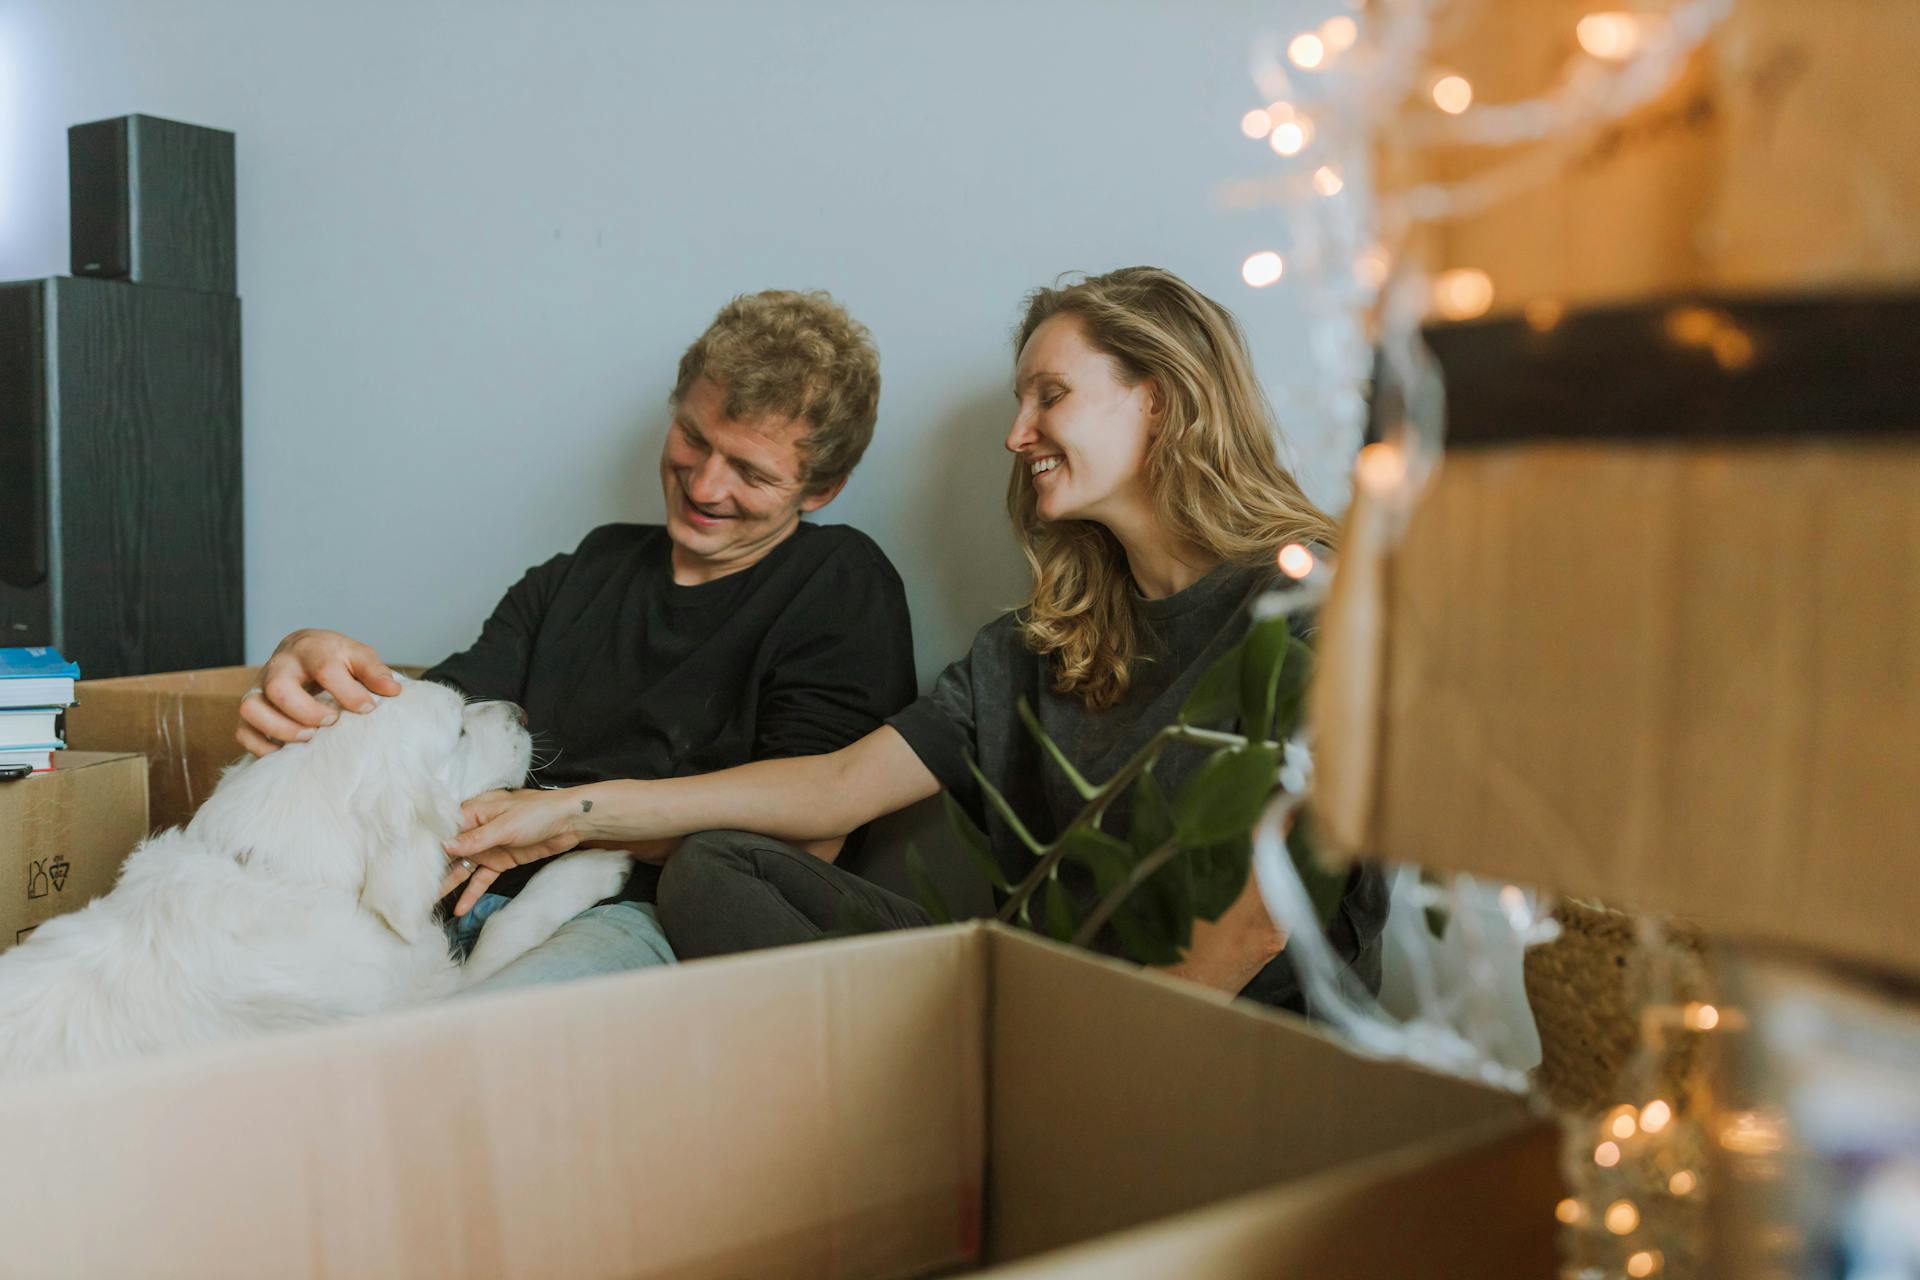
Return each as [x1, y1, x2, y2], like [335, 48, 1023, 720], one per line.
[656, 829, 934, 961]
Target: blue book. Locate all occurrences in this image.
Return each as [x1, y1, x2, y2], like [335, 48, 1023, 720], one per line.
[0, 647, 80, 709]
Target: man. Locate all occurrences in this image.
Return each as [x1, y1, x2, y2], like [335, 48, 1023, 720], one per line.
[237, 290, 918, 989]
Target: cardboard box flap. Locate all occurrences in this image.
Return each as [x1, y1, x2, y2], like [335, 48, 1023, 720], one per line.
[0, 926, 987, 1280]
[983, 1118, 1558, 1278]
[984, 926, 1528, 1263]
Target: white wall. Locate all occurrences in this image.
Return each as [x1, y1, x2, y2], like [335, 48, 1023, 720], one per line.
[0, 0, 1351, 684]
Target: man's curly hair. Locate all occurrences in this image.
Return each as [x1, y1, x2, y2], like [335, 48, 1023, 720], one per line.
[672, 290, 881, 496]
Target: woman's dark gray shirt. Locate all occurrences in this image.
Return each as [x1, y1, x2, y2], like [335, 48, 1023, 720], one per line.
[887, 563, 1386, 1013]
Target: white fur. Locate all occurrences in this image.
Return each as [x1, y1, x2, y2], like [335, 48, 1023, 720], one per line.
[0, 679, 625, 1079]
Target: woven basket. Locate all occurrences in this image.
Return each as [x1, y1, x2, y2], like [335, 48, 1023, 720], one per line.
[1524, 897, 1712, 1116]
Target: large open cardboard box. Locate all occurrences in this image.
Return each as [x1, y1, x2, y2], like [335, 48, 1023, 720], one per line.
[0, 922, 1555, 1278]
[63, 665, 259, 834]
[64, 665, 431, 835]
[0, 751, 147, 951]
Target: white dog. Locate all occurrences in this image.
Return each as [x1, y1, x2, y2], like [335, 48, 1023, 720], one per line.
[0, 678, 631, 1079]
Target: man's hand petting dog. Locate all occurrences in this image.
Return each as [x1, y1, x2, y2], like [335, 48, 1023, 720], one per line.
[441, 788, 588, 916]
[238, 628, 404, 758]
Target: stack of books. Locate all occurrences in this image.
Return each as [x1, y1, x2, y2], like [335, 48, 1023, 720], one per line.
[0, 648, 80, 777]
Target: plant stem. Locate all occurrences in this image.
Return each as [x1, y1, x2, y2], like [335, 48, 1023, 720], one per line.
[1071, 836, 1185, 948]
[996, 723, 1252, 923]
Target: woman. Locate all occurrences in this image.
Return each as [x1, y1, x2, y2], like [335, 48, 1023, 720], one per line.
[443, 267, 1387, 1008]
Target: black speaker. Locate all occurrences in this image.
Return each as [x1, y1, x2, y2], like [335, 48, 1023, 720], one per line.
[69, 114, 235, 294]
[0, 276, 243, 676]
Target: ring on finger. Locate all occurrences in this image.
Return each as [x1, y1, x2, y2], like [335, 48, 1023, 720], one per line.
[455, 857, 477, 874]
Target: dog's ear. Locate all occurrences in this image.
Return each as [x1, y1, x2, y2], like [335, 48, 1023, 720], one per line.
[358, 771, 461, 941]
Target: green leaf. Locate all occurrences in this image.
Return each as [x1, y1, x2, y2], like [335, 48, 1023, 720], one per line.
[942, 792, 1009, 892]
[1126, 770, 1173, 860]
[1016, 697, 1096, 800]
[1188, 832, 1253, 922]
[1087, 846, 1189, 966]
[1238, 616, 1293, 741]
[1042, 876, 1077, 942]
[966, 757, 1044, 853]
[1056, 826, 1134, 880]
[1272, 641, 1316, 741]
[1172, 744, 1281, 847]
[905, 844, 955, 925]
[1286, 808, 1349, 928]
[1179, 639, 1244, 727]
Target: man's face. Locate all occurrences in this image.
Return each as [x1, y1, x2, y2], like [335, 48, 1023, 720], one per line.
[659, 377, 839, 583]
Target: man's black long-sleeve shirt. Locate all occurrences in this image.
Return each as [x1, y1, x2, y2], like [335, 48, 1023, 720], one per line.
[423, 521, 917, 899]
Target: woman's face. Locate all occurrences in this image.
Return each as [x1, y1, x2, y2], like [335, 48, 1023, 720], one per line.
[1007, 315, 1158, 526]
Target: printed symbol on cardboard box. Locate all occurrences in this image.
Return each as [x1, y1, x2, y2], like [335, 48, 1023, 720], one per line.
[26, 861, 49, 900]
[48, 856, 69, 893]
[14, 927, 35, 944]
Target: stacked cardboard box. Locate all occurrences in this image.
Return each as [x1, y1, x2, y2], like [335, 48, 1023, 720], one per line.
[0, 751, 147, 951]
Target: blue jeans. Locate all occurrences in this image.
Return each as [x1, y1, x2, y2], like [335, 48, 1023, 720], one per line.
[447, 893, 676, 995]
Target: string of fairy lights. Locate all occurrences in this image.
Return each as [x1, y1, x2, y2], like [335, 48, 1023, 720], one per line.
[1233, 5, 1756, 1277]
[1224, 0, 1734, 509]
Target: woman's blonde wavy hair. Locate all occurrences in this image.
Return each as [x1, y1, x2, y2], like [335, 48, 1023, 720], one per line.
[1009, 266, 1337, 711]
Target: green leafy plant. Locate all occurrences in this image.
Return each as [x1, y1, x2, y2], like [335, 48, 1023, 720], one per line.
[923, 612, 1351, 965]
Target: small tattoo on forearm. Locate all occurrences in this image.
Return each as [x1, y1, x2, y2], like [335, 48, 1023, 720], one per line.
[580, 800, 593, 813]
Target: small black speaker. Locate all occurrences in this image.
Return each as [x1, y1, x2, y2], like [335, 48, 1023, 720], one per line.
[0, 277, 243, 673]
[68, 114, 235, 294]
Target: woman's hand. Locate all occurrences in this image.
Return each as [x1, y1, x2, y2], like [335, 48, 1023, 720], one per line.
[440, 787, 590, 916]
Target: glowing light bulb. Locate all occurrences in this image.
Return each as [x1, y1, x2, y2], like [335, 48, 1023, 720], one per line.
[1719, 1110, 1786, 1155]
[1668, 1170, 1697, 1196]
[1240, 107, 1273, 139]
[1610, 1108, 1639, 1140]
[1278, 543, 1315, 579]
[1605, 1200, 1640, 1235]
[1312, 165, 1344, 196]
[1288, 32, 1327, 69]
[1627, 1250, 1662, 1277]
[1354, 245, 1390, 289]
[1241, 251, 1285, 288]
[1684, 1002, 1720, 1031]
[1319, 15, 1358, 52]
[1665, 305, 1722, 347]
[1355, 443, 1406, 494]
[1578, 12, 1644, 60]
[1594, 1141, 1621, 1168]
[1269, 118, 1311, 156]
[1640, 1100, 1673, 1134]
[1432, 268, 1494, 321]
[1554, 1198, 1584, 1225]
[1431, 74, 1474, 114]
[1525, 298, 1565, 332]
[1712, 327, 1755, 371]
[1266, 100, 1297, 124]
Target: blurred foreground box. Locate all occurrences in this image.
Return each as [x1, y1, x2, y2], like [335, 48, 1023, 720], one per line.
[1317, 293, 1920, 979]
